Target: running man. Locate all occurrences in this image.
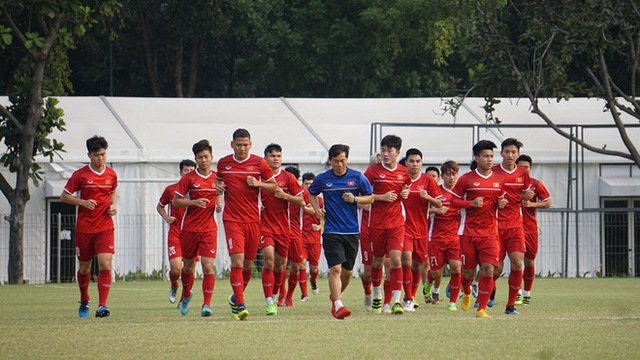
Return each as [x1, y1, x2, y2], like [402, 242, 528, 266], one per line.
[300, 172, 323, 297]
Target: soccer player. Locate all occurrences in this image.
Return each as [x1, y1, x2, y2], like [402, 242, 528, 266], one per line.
[401, 148, 442, 312]
[308, 144, 374, 319]
[61, 135, 118, 318]
[428, 160, 463, 311]
[216, 129, 276, 320]
[156, 159, 196, 305]
[516, 154, 551, 305]
[172, 140, 220, 317]
[359, 152, 380, 311]
[300, 172, 323, 297]
[257, 146, 304, 315]
[450, 140, 506, 318]
[492, 138, 533, 316]
[364, 135, 412, 315]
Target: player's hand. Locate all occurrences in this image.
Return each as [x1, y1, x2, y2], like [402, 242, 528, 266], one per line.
[215, 203, 223, 213]
[83, 199, 97, 210]
[312, 223, 322, 231]
[436, 206, 449, 215]
[192, 198, 210, 208]
[246, 176, 259, 187]
[383, 191, 398, 202]
[522, 189, 534, 201]
[315, 208, 326, 220]
[498, 196, 508, 209]
[165, 216, 176, 224]
[342, 191, 355, 203]
[215, 180, 226, 193]
[274, 187, 287, 199]
[400, 185, 410, 199]
[108, 204, 117, 216]
[419, 189, 432, 200]
[522, 200, 533, 208]
[471, 197, 483, 208]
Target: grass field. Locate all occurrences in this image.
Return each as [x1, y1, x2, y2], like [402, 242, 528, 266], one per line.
[1, 277, 639, 359]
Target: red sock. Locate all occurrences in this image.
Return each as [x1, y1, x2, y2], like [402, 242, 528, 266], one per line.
[461, 273, 473, 295]
[310, 268, 319, 283]
[477, 275, 494, 310]
[524, 265, 535, 292]
[97, 270, 111, 307]
[427, 271, 434, 284]
[273, 271, 282, 296]
[77, 271, 90, 302]
[401, 266, 412, 299]
[243, 268, 252, 289]
[449, 273, 462, 302]
[383, 279, 392, 305]
[298, 269, 308, 297]
[169, 271, 180, 289]
[507, 270, 523, 306]
[391, 267, 402, 292]
[181, 270, 194, 299]
[279, 271, 287, 295]
[286, 270, 299, 300]
[411, 269, 421, 298]
[202, 273, 215, 306]
[262, 268, 274, 298]
[230, 267, 245, 304]
[371, 267, 383, 287]
[361, 276, 372, 295]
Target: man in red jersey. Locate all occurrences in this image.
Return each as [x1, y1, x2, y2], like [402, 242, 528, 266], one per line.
[256, 146, 304, 315]
[428, 160, 463, 311]
[401, 148, 442, 312]
[157, 159, 196, 305]
[216, 128, 276, 320]
[450, 140, 506, 318]
[364, 135, 411, 315]
[61, 135, 118, 318]
[492, 138, 533, 316]
[300, 172, 323, 297]
[173, 140, 220, 317]
[516, 154, 551, 305]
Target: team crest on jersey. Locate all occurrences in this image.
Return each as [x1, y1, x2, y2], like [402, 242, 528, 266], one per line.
[194, 183, 201, 188]
[247, 166, 256, 171]
[397, 175, 404, 180]
[105, 180, 112, 185]
[516, 177, 523, 183]
[417, 185, 424, 190]
[473, 182, 480, 187]
[493, 182, 500, 188]
[380, 174, 386, 179]
[347, 181, 355, 186]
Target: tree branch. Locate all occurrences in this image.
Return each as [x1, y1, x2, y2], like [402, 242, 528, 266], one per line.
[0, 103, 23, 132]
[0, 172, 14, 202]
[1, 7, 27, 46]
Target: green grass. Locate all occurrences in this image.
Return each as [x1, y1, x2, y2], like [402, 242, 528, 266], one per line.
[1, 277, 639, 359]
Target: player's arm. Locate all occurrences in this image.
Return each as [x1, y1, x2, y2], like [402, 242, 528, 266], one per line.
[420, 190, 443, 208]
[309, 193, 325, 220]
[156, 203, 176, 224]
[275, 189, 305, 206]
[60, 190, 97, 210]
[523, 198, 551, 209]
[108, 190, 117, 216]
[172, 193, 210, 209]
[215, 194, 223, 213]
[247, 176, 277, 192]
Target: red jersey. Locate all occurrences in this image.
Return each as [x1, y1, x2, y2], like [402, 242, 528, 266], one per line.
[492, 163, 530, 229]
[174, 169, 218, 233]
[64, 165, 118, 234]
[217, 154, 275, 223]
[158, 183, 185, 240]
[261, 170, 304, 235]
[429, 184, 461, 242]
[364, 162, 412, 229]
[302, 193, 323, 244]
[523, 178, 551, 234]
[402, 173, 442, 239]
[451, 169, 505, 237]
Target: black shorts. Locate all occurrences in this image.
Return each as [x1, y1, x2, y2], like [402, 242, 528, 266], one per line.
[322, 233, 360, 270]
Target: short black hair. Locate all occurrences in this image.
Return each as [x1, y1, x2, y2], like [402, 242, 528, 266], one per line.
[328, 144, 349, 160]
[425, 166, 440, 176]
[179, 159, 196, 172]
[192, 139, 212, 156]
[380, 135, 402, 151]
[264, 143, 282, 156]
[405, 148, 423, 159]
[472, 140, 497, 156]
[516, 154, 533, 166]
[501, 138, 523, 151]
[284, 166, 300, 180]
[86, 135, 108, 153]
[302, 172, 315, 182]
[398, 157, 406, 166]
[233, 128, 251, 140]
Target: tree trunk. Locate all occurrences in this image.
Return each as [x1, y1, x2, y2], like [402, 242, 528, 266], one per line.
[186, 38, 201, 97]
[8, 192, 26, 284]
[174, 39, 184, 97]
[136, 0, 162, 97]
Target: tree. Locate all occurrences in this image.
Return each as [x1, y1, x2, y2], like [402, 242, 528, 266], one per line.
[449, 0, 640, 168]
[0, 1, 120, 284]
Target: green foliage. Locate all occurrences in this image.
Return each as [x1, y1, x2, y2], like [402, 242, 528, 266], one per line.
[113, 268, 165, 282]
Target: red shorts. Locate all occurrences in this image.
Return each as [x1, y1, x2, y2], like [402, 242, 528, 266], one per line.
[460, 235, 499, 269]
[260, 233, 290, 258]
[360, 225, 373, 266]
[288, 236, 305, 264]
[181, 230, 217, 259]
[75, 230, 115, 262]
[524, 232, 538, 260]
[302, 243, 322, 266]
[429, 240, 461, 271]
[168, 234, 182, 260]
[224, 221, 260, 260]
[409, 237, 428, 263]
[370, 226, 404, 258]
[499, 227, 526, 258]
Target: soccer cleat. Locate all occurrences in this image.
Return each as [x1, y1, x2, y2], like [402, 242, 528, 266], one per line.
[229, 294, 239, 320]
[311, 282, 319, 295]
[487, 298, 495, 308]
[523, 296, 531, 305]
[505, 305, 520, 315]
[391, 302, 404, 315]
[333, 306, 352, 320]
[181, 290, 193, 316]
[265, 302, 278, 316]
[364, 294, 373, 312]
[403, 298, 415, 312]
[476, 309, 491, 318]
[200, 305, 213, 317]
[471, 283, 478, 298]
[277, 292, 286, 307]
[460, 294, 472, 311]
[424, 295, 434, 304]
[300, 295, 310, 302]
[423, 282, 432, 300]
[382, 303, 392, 314]
[285, 297, 294, 307]
[447, 303, 457, 311]
[168, 286, 178, 304]
[430, 293, 440, 305]
[236, 304, 249, 321]
[95, 305, 111, 318]
[446, 284, 450, 298]
[78, 301, 90, 318]
[515, 292, 523, 306]
[371, 296, 383, 314]
[474, 301, 479, 309]
[412, 296, 419, 309]
[177, 300, 182, 309]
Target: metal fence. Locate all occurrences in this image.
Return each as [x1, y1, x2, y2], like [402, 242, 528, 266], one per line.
[1, 208, 638, 283]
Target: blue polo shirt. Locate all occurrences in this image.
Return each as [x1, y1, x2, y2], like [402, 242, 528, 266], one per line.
[308, 168, 373, 235]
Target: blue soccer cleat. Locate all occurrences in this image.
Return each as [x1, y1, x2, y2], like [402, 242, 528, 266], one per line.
[180, 290, 193, 316]
[95, 305, 110, 318]
[78, 301, 90, 318]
